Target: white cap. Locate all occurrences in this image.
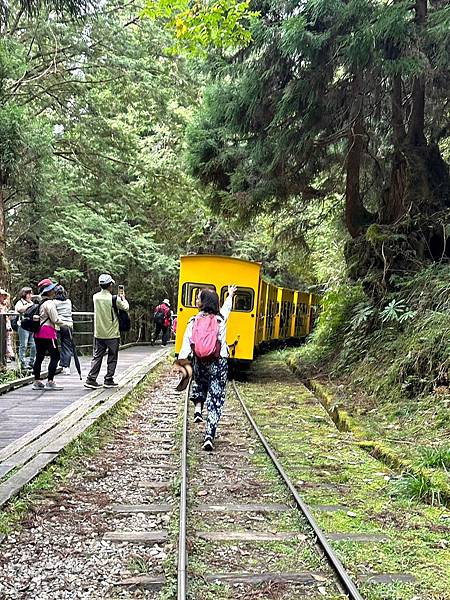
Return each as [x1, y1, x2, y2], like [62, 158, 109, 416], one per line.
[99, 274, 115, 285]
[163, 298, 170, 306]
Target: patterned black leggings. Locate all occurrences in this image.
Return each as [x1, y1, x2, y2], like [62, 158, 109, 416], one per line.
[190, 357, 228, 439]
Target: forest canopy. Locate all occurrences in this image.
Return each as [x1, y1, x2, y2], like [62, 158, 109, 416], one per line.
[182, 0, 450, 293]
[0, 0, 449, 310]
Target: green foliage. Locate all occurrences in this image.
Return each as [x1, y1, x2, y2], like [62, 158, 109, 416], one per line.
[142, 0, 259, 54]
[0, 105, 52, 190]
[417, 446, 450, 470]
[392, 473, 444, 506]
[295, 264, 450, 405]
[290, 284, 365, 373]
[379, 300, 416, 324]
[48, 206, 170, 276]
[349, 302, 375, 328]
[185, 0, 450, 285]
[2, 1, 202, 304]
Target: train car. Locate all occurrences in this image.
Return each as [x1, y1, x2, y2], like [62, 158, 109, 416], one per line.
[175, 255, 319, 361]
[175, 255, 261, 361]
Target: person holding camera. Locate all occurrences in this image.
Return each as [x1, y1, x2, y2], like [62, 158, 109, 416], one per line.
[84, 274, 129, 389]
[14, 286, 36, 370]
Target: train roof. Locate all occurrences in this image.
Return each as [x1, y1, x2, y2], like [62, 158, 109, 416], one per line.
[180, 254, 262, 266]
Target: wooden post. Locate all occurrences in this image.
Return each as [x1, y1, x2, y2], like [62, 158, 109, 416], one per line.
[0, 315, 7, 370]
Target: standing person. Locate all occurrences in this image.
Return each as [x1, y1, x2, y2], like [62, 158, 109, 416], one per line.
[0, 289, 14, 361]
[176, 284, 236, 451]
[33, 279, 66, 391]
[84, 274, 129, 389]
[54, 285, 73, 375]
[15, 287, 36, 370]
[152, 299, 171, 347]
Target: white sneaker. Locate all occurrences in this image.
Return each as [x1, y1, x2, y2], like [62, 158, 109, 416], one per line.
[32, 381, 45, 390]
[45, 381, 64, 391]
[62, 367, 71, 376]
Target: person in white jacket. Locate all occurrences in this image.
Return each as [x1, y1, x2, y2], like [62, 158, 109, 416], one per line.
[177, 284, 236, 451]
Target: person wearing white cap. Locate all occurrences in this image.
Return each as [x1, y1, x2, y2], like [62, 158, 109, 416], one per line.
[152, 298, 171, 347]
[84, 274, 129, 389]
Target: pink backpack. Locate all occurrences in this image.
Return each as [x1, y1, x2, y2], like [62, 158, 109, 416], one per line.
[191, 313, 221, 361]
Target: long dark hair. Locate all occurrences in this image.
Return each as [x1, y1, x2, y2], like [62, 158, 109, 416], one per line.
[199, 289, 220, 315]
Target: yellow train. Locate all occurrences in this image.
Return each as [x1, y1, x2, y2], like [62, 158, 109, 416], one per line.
[175, 255, 320, 361]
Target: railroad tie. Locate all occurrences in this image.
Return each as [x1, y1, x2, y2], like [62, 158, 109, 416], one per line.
[116, 575, 166, 590]
[109, 503, 172, 514]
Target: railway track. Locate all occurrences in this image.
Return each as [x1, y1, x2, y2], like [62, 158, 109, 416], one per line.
[0, 361, 363, 600]
[176, 379, 363, 600]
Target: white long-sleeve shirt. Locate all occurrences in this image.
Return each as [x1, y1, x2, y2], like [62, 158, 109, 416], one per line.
[178, 295, 233, 359]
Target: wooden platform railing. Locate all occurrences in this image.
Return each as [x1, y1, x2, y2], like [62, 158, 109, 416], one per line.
[0, 309, 157, 367]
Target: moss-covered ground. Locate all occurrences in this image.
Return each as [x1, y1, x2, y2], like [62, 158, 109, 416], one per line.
[286, 265, 450, 506]
[238, 353, 450, 600]
[186, 388, 347, 600]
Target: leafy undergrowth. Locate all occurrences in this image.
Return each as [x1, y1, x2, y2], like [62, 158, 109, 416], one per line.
[286, 264, 450, 501]
[239, 354, 450, 600]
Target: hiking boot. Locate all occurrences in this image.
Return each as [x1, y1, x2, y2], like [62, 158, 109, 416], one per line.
[193, 411, 203, 424]
[32, 381, 45, 390]
[104, 379, 119, 388]
[45, 381, 64, 391]
[84, 379, 101, 389]
[202, 436, 214, 452]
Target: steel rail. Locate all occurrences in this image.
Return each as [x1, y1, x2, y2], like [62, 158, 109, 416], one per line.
[232, 380, 364, 600]
[177, 383, 189, 600]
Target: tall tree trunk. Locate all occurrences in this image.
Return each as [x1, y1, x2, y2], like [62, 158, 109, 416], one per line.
[408, 0, 427, 148]
[345, 81, 374, 238]
[0, 184, 7, 288]
[381, 0, 449, 224]
[392, 75, 406, 146]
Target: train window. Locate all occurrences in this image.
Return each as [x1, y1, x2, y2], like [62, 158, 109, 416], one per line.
[182, 282, 216, 307]
[220, 287, 254, 312]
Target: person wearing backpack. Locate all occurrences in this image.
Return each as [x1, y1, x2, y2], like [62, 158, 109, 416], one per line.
[152, 299, 171, 347]
[176, 284, 237, 451]
[84, 274, 129, 389]
[32, 279, 67, 391]
[54, 285, 73, 375]
[14, 286, 36, 370]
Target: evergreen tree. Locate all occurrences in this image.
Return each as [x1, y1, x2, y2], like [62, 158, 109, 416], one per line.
[186, 0, 450, 289]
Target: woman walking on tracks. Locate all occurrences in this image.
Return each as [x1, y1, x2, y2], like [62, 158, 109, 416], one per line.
[176, 284, 236, 451]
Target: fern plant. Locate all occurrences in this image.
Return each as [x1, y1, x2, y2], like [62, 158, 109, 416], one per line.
[380, 299, 416, 323]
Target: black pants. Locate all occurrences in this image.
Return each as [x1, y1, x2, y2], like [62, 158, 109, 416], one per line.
[34, 338, 60, 381]
[154, 323, 169, 346]
[87, 338, 120, 382]
[58, 327, 73, 368]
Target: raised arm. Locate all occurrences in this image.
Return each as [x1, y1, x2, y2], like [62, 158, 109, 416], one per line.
[220, 284, 237, 321]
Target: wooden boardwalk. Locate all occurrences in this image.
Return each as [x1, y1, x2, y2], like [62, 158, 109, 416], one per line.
[0, 345, 164, 456]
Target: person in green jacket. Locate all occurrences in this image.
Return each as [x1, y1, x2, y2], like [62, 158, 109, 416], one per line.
[84, 274, 129, 389]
